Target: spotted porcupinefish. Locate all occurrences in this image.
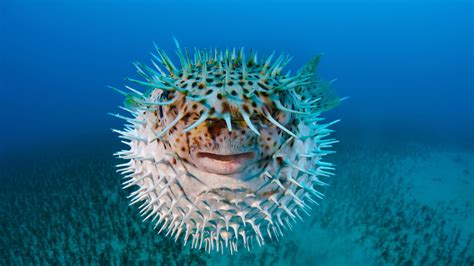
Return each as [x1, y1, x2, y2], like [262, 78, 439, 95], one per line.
[111, 39, 341, 254]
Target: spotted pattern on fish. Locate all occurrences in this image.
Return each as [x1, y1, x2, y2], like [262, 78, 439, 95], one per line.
[111, 39, 341, 254]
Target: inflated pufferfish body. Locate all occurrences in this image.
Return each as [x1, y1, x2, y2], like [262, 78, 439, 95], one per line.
[112, 40, 341, 254]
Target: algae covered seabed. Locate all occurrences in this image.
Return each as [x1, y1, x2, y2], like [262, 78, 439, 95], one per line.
[1, 134, 473, 265]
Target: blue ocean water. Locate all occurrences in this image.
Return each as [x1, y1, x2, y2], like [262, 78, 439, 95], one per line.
[0, 0, 473, 264]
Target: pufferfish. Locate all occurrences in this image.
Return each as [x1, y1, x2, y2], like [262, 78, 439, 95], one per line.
[111, 39, 341, 254]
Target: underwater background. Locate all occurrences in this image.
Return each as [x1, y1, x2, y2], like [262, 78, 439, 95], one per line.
[1, 0, 473, 265]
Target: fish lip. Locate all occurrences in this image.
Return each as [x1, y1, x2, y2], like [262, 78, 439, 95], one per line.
[191, 151, 258, 175]
[196, 151, 255, 162]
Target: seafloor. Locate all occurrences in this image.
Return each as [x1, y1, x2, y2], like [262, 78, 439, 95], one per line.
[1, 134, 473, 265]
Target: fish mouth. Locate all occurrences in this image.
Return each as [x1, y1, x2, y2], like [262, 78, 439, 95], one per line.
[197, 152, 255, 161]
[194, 151, 256, 175]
